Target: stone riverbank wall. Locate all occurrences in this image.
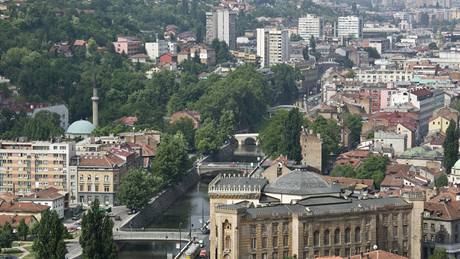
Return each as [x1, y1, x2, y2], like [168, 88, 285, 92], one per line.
[121, 167, 200, 229]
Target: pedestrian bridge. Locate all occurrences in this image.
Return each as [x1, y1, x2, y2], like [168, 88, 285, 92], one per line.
[197, 162, 257, 175]
[233, 133, 259, 146]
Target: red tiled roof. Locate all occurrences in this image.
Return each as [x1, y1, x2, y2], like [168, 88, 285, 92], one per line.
[0, 201, 49, 213]
[0, 215, 37, 228]
[78, 154, 125, 168]
[21, 187, 63, 200]
[73, 40, 87, 46]
[322, 176, 374, 189]
[409, 88, 432, 98]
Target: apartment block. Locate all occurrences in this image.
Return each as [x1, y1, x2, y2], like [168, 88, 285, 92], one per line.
[256, 28, 289, 67]
[112, 36, 142, 56]
[337, 16, 363, 39]
[0, 141, 76, 195]
[206, 9, 236, 49]
[298, 14, 323, 40]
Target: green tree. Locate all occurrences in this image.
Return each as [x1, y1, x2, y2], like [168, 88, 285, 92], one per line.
[168, 118, 196, 150]
[364, 47, 380, 59]
[80, 199, 117, 259]
[331, 164, 356, 177]
[32, 210, 67, 259]
[302, 46, 309, 60]
[118, 169, 155, 211]
[290, 34, 303, 41]
[331, 156, 388, 188]
[355, 156, 389, 188]
[309, 116, 341, 168]
[211, 39, 232, 64]
[153, 133, 190, 182]
[281, 108, 303, 163]
[429, 248, 448, 259]
[309, 35, 316, 53]
[443, 120, 459, 173]
[435, 174, 448, 188]
[259, 110, 289, 158]
[0, 223, 14, 250]
[17, 219, 29, 241]
[270, 64, 299, 105]
[343, 113, 362, 146]
[195, 120, 222, 154]
[428, 42, 438, 50]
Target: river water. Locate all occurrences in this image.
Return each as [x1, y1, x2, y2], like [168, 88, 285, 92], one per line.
[117, 144, 263, 258]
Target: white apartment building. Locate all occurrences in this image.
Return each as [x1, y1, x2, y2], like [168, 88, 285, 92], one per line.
[145, 40, 168, 61]
[337, 16, 363, 39]
[0, 141, 76, 195]
[19, 188, 65, 219]
[256, 28, 289, 67]
[390, 88, 444, 134]
[206, 9, 236, 49]
[357, 69, 413, 84]
[298, 14, 323, 40]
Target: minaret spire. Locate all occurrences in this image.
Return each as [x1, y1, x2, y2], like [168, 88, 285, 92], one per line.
[91, 68, 99, 128]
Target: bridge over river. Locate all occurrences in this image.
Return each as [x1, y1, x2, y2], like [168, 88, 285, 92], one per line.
[114, 228, 203, 241]
[196, 161, 258, 175]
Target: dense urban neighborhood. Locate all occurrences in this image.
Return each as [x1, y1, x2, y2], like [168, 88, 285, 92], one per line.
[1, 0, 460, 258]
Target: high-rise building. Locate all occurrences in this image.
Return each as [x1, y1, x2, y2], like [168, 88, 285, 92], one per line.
[337, 16, 363, 39]
[256, 28, 289, 67]
[0, 141, 76, 195]
[298, 14, 323, 40]
[206, 9, 236, 50]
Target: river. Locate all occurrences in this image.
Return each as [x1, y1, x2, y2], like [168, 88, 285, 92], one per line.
[117, 144, 263, 258]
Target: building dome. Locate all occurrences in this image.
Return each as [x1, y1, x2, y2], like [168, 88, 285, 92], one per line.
[66, 120, 95, 135]
[263, 170, 339, 196]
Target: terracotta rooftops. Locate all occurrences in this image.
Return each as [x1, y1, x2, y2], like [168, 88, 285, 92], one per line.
[21, 187, 63, 201]
[78, 154, 125, 168]
[318, 250, 408, 259]
[0, 215, 37, 227]
[0, 201, 49, 213]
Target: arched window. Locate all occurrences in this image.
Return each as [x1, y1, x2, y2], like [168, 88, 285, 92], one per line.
[224, 236, 231, 250]
[345, 228, 351, 244]
[334, 228, 340, 244]
[324, 229, 330, 245]
[314, 231, 320, 246]
[355, 227, 361, 243]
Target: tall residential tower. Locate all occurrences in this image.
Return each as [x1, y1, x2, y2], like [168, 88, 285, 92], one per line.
[205, 9, 237, 49]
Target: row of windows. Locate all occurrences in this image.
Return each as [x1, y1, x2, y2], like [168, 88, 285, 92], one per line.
[79, 184, 110, 192]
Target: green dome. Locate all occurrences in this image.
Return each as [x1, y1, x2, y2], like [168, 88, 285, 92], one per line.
[66, 120, 95, 135]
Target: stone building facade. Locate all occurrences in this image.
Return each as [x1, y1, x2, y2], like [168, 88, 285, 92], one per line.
[209, 170, 421, 259]
[300, 129, 323, 172]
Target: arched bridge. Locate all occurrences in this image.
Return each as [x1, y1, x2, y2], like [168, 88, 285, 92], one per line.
[233, 133, 259, 146]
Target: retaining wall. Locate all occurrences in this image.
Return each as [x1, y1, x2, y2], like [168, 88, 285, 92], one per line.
[121, 167, 200, 229]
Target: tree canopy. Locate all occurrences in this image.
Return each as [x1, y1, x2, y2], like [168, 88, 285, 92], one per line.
[443, 120, 459, 174]
[152, 133, 190, 182]
[32, 210, 67, 259]
[80, 199, 117, 259]
[331, 156, 389, 188]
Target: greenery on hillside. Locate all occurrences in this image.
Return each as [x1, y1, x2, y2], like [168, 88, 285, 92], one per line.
[331, 156, 390, 188]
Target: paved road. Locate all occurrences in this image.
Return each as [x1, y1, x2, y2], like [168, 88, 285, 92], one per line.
[65, 241, 82, 259]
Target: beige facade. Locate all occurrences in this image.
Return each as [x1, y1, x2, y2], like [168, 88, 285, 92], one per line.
[0, 141, 76, 194]
[209, 171, 417, 259]
[429, 116, 452, 135]
[300, 129, 323, 172]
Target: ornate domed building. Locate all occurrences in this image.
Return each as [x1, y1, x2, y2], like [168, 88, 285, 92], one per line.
[208, 166, 423, 259]
[66, 120, 95, 139]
